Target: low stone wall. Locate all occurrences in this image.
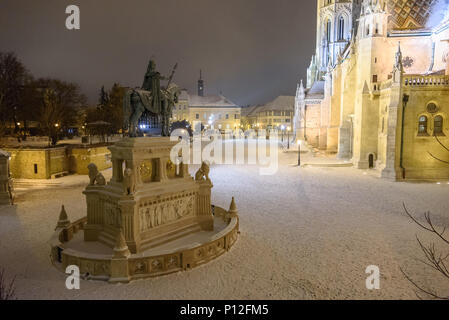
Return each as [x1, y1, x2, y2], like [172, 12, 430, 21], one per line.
[6, 147, 69, 179]
[69, 146, 112, 175]
[5, 145, 112, 179]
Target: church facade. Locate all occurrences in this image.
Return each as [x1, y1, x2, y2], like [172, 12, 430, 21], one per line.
[295, 0, 449, 180]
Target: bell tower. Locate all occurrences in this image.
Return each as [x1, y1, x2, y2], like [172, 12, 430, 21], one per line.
[308, 0, 361, 88]
[198, 70, 204, 97]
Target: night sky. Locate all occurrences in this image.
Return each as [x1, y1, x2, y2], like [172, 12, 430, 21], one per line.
[0, 0, 316, 106]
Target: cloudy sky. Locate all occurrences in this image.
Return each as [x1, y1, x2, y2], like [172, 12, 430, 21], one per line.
[0, 0, 316, 106]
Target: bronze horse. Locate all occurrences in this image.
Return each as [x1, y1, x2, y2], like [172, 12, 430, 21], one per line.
[123, 83, 181, 137]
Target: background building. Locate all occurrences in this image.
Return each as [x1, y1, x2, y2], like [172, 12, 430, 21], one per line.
[172, 72, 241, 132]
[242, 96, 295, 132]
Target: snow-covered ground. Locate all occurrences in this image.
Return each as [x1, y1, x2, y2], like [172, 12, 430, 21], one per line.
[1, 145, 448, 300]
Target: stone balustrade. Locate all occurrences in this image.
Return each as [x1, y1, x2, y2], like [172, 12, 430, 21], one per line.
[404, 75, 449, 87]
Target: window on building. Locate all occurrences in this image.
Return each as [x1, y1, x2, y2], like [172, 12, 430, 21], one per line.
[204, 113, 207, 119]
[372, 75, 378, 83]
[418, 115, 428, 135]
[285, 119, 290, 123]
[226, 114, 229, 119]
[196, 114, 199, 120]
[434, 115, 444, 135]
[375, 23, 379, 34]
[338, 17, 345, 40]
[326, 20, 332, 42]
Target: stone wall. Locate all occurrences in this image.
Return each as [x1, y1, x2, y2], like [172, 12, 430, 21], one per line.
[69, 146, 111, 175]
[6, 147, 68, 179]
[401, 81, 449, 180]
[6, 145, 112, 179]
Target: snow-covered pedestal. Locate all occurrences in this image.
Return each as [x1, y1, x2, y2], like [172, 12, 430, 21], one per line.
[49, 137, 239, 283]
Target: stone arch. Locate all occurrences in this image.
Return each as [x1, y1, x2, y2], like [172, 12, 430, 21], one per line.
[432, 112, 447, 136]
[367, 152, 377, 169]
[336, 10, 351, 40]
[417, 112, 432, 136]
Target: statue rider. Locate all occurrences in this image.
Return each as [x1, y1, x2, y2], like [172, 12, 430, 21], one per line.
[142, 60, 166, 111]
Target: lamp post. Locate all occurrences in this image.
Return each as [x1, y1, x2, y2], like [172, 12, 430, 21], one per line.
[287, 126, 291, 149]
[297, 140, 301, 166]
[281, 125, 285, 142]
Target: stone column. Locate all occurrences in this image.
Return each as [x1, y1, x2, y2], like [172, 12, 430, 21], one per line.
[119, 199, 139, 254]
[197, 180, 214, 230]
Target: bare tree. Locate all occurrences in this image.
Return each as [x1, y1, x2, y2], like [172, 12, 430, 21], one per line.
[428, 135, 449, 165]
[0, 52, 33, 136]
[31, 78, 87, 145]
[401, 206, 449, 300]
[0, 268, 16, 300]
[401, 133, 449, 299]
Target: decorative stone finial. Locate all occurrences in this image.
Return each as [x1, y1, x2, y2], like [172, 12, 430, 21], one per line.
[113, 229, 130, 258]
[228, 197, 238, 218]
[56, 205, 70, 229]
[394, 41, 403, 71]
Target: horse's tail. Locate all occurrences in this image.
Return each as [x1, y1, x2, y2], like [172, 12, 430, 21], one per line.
[123, 89, 133, 130]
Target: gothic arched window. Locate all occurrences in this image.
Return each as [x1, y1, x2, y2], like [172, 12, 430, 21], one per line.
[326, 20, 332, 42]
[434, 115, 444, 136]
[338, 17, 345, 40]
[418, 115, 428, 135]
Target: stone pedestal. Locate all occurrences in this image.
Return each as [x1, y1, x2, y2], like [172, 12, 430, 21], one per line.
[83, 137, 214, 254]
[0, 150, 13, 205]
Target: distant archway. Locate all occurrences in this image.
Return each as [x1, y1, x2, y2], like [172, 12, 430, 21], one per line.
[368, 154, 375, 169]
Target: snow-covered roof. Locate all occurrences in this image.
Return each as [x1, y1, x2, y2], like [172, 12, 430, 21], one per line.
[248, 96, 294, 114]
[178, 89, 189, 101]
[305, 81, 325, 100]
[188, 94, 239, 108]
[241, 105, 261, 117]
[0, 149, 10, 158]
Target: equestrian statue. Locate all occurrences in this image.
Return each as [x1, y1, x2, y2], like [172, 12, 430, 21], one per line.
[123, 60, 181, 137]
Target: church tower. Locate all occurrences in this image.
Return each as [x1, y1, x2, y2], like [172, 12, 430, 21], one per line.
[198, 70, 204, 97]
[358, 0, 388, 39]
[351, 0, 389, 169]
[308, 0, 361, 87]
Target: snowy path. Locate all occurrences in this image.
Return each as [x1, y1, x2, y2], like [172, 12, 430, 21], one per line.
[1, 150, 448, 300]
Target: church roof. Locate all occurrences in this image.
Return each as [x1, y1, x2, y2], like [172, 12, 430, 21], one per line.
[305, 81, 325, 100]
[387, 0, 445, 30]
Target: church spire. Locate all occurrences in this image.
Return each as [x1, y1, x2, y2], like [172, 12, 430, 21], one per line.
[198, 69, 204, 97]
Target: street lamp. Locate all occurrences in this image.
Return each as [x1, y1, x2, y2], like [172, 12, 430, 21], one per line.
[287, 126, 291, 149]
[281, 125, 285, 142]
[297, 140, 302, 166]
